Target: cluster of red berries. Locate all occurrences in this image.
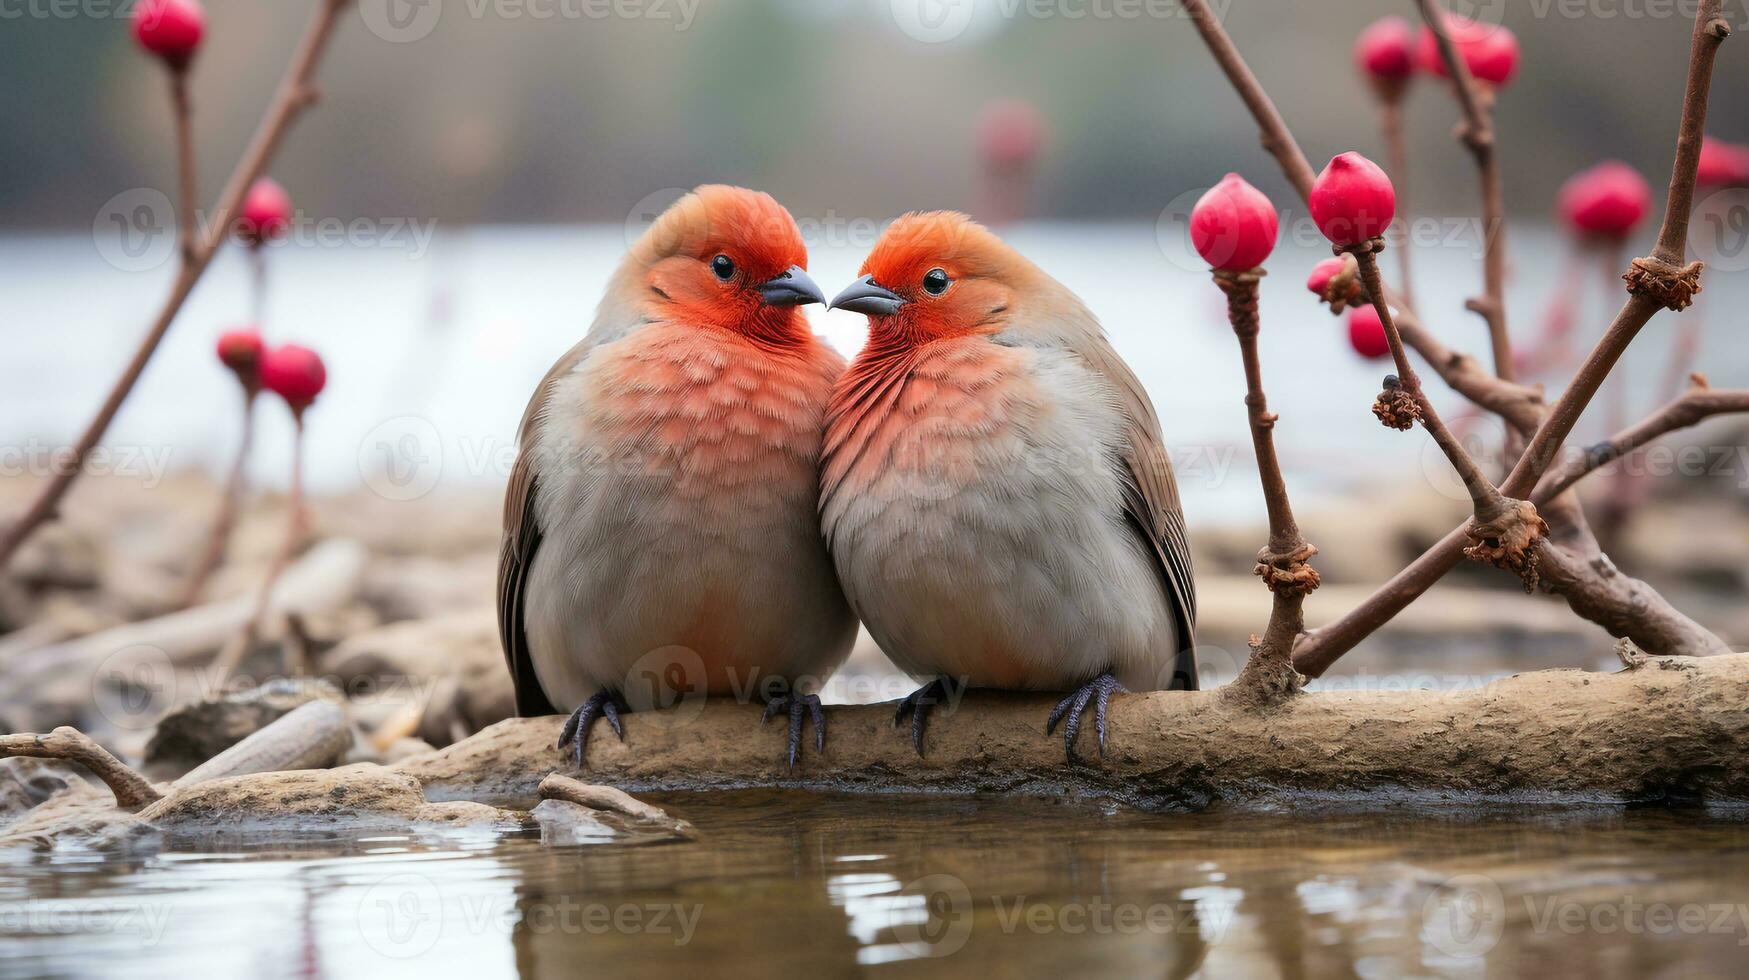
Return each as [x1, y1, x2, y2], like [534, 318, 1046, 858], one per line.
[1188, 151, 1401, 362]
[1355, 12, 1521, 95]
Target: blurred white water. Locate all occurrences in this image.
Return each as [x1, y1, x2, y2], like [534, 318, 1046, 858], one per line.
[4, 220, 1744, 529]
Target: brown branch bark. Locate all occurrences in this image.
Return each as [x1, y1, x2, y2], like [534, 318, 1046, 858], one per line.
[169, 68, 198, 266]
[1416, 0, 1514, 381]
[0, 0, 350, 570]
[1294, 5, 1730, 674]
[1214, 271, 1315, 704]
[1535, 379, 1749, 502]
[1378, 98, 1416, 312]
[177, 390, 258, 608]
[1182, 0, 1731, 675]
[0, 727, 162, 810]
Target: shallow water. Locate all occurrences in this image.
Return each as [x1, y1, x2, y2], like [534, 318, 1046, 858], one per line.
[3, 792, 1749, 978]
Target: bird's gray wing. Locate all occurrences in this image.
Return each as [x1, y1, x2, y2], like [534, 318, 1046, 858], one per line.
[497, 338, 594, 717]
[1074, 334, 1199, 690]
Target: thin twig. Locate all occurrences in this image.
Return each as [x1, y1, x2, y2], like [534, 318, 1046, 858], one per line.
[0, 727, 162, 810]
[1294, 5, 1730, 675]
[177, 389, 258, 608]
[0, 0, 350, 570]
[1415, 0, 1514, 381]
[213, 412, 310, 681]
[1535, 379, 1749, 501]
[1378, 98, 1416, 311]
[170, 68, 198, 266]
[1213, 270, 1315, 703]
[1181, 0, 1730, 674]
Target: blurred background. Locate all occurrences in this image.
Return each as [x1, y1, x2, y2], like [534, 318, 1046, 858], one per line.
[3, 0, 1749, 684]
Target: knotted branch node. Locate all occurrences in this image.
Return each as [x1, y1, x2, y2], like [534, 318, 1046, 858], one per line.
[1464, 497, 1552, 592]
[1623, 256, 1704, 311]
[1372, 375, 1421, 431]
[1211, 267, 1265, 334]
[1254, 541, 1321, 598]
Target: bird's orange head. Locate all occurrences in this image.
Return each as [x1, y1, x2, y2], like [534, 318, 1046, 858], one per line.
[622, 185, 823, 347]
[829, 211, 1029, 346]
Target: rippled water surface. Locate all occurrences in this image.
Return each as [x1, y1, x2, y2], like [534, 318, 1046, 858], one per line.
[4, 793, 1749, 978]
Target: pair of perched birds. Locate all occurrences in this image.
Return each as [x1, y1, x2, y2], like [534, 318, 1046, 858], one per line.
[498, 185, 1196, 766]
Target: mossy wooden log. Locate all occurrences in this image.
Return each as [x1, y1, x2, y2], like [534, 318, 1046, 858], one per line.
[399, 654, 1749, 810]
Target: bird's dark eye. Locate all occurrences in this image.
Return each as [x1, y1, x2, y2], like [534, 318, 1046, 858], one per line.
[711, 254, 736, 280]
[922, 268, 950, 295]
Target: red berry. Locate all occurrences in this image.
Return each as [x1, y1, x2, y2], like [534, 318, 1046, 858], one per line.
[1347, 305, 1392, 360]
[238, 178, 293, 247]
[1355, 16, 1415, 86]
[1189, 173, 1278, 272]
[216, 326, 264, 384]
[1310, 152, 1396, 246]
[975, 99, 1045, 172]
[260, 344, 326, 411]
[1417, 13, 1519, 87]
[132, 0, 204, 68]
[1306, 257, 1347, 296]
[1558, 161, 1651, 241]
[1697, 136, 1749, 189]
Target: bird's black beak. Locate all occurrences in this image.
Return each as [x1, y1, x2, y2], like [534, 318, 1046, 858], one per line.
[829, 275, 908, 317]
[758, 265, 827, 307]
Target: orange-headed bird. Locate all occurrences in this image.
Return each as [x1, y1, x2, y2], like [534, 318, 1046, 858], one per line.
[499, 186, 857, 766]
[822, 212, 1197, 761]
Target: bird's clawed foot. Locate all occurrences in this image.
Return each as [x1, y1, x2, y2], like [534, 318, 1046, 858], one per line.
[893, 677, 953, 757]
[557, 689, 627, 769]
[762, 691, 826, 767]
[1046, 673, 1127, 763]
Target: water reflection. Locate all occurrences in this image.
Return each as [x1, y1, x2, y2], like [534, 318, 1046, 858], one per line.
[3, 794, 1749, 977]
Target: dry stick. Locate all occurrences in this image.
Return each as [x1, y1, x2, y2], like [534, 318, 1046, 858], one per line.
[169, 68, 198, 266]
[176, 389, 257, 607]
[1213, 270, 1317, 703]
[1294, 5, 1731, 676]
[1378, 97, 1417, 311]
[211, 410, 309, 681]
[1416, 0, 1515, 382]
[0, 0, 350, 571]
[1349, 244, 1550, 589]
[1181, 0, 1730, 673]
[1535, 379, 1749, 502]
[0, 727, 162, 810]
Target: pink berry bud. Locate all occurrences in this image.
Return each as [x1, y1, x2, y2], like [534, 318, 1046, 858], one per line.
[132, 0, 204, 69]
[1355, 16, 1415, 98]
[1310, 152, 1396, 247]
[1307, 255, 1364, 313]
[238, 178, 293, 247]
[216, 326, 264, 387]
[1417, 13, 1519, 88]
[1697, 136, 1749, 189]
[975, 100, 1045, 173]
[1189, 173, 1278, 272]
[260, 344, 326, 412]
[1557, 161, 1651, 241]
[1347, 305, 1391, 360]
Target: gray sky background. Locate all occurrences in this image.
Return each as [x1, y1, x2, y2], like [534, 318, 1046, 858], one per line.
[3, 0, 1745, 229]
